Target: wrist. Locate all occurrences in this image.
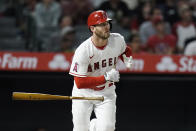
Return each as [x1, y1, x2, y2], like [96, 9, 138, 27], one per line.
[104, 73, 109, 81]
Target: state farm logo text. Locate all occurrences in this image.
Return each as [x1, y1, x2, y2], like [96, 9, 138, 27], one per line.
[156, 56, 196, 72]
[117, 58, 144, 71]
[0, 53, 38, 69]
[179, 56, 196, 72]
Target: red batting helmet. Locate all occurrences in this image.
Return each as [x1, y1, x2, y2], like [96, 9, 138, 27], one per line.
[87, 10, 112, 27]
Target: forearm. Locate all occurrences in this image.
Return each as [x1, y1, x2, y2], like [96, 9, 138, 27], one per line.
[34, 6, 45, 27]
[119, 46, 133, 69]
[74, 76, 106, 89]
[52, 8, 61, 26]
[119, 46, 132, 62]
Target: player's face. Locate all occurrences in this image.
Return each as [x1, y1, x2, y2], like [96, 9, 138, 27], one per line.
[94, 21, 110, 39]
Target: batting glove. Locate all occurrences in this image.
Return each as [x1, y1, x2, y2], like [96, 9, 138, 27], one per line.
[104, 68, 120, 82]
[122, 54, 133, 69]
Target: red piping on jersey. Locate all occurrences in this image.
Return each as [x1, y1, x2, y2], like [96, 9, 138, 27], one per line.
[69, 72, 87, 77]
[91, 37, 107, 50]
[95, 45, 106, 50]
[74, 76, 106, 91]
[119, 46, 132, 62]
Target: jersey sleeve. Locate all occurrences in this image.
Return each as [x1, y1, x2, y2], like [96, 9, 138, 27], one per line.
[118, 34, 127, 55]
[69, 48, 89, 77]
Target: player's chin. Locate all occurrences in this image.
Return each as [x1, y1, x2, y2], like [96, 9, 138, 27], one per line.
[98, 32, 110, 39]
[104, 32, 110, 39]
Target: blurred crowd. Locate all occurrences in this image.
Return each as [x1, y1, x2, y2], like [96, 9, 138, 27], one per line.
[0, 0, 196, 55]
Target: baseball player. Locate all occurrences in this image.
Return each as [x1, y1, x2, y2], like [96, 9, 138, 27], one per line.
[69, 10, 133, 131]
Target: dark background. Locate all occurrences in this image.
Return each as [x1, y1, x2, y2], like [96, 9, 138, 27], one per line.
[0, 71, 196, 131]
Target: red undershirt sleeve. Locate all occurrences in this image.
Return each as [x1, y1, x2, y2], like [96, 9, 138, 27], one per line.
[74, 76, 106, 89]
[119, 46, 132, 62]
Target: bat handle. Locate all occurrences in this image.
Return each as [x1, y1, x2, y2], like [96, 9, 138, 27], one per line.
[71, 96, 104, 101]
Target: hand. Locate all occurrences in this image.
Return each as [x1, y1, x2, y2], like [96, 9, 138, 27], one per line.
[123, 54, 133, 69]
[104, 68, 120, 82]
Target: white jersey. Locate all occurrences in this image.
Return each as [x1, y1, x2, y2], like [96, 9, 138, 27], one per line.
[69, 33, 126, 95]
[184, 41, 196, 55]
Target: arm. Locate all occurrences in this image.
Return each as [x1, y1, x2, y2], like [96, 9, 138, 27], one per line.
[74, 68, 120, 91]
[119, 46, 132, 61]
[74, 76, 106, 91]
[119, 46, 133, 69]
[51, 2, 61, 26]
[34, 4, 45, 28]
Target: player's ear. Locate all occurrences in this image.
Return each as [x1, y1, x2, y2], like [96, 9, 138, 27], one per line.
[89, 26, 95, 33]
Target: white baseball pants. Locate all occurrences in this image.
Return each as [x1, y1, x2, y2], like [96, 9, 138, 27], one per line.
[72, 93, 116, 131]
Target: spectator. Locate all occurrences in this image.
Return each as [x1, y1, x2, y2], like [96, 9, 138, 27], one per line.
[59, 27, 76, 52]
[23, 0, 37, 15]
[121, 0, 138, 10]
[172, 4, 196, 53]
[60, 0, 74, 15]
[139, 7, 171, 45]
[184, 37, 196, 55]
[189, 0, 196, 22]
[129, 1, 153, 33]
[89, 0, 106, 8]
[158, 0, 179, 25]
[59, 15, 73, 27]
[98, 0, 130, 28]
[60, 0, 93, 25]
[127, 33, 146, 54]
[146, 16, 176, 55]
[46, 26, 75, 52]
[136, 1, 153, 26]
[44, 16, 75, 52]
[34, 0, 61, 28]
[17, 0, 38, 50]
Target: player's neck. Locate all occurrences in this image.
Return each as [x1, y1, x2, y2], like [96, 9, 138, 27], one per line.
[91, 35, 108, 47]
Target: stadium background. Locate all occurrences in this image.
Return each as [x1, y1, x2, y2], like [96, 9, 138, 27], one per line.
[0, 0, 196, 131]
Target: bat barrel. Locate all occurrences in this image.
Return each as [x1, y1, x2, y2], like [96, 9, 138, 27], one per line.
[12, 92, 71, 100]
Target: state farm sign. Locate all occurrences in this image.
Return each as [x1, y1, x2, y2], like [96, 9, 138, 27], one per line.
[0, 53, 38, 69]
[0, 52, 195, 74]
[179, 56, 196, 72]
[117, 58, 144, 72]
[156, 56, 196, 73]
[48, 54, 70, 70]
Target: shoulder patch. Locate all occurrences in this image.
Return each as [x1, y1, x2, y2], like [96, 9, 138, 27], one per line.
[73, 62, 79, 72]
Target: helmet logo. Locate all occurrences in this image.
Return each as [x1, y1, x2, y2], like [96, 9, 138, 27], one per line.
[94, 14, 98, 18]
[103, 12, 107, 19]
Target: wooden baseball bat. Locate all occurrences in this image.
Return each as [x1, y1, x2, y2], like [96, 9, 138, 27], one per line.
[12, 92, 104, 101]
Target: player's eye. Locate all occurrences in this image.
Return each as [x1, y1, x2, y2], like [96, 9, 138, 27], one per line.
[95, 22, 109, 27]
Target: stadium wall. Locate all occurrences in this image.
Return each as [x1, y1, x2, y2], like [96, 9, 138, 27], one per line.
[0, 72, 196, 131]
